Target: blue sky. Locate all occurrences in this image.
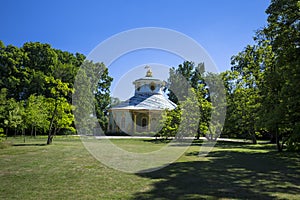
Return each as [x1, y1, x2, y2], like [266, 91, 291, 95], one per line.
[0, 0, 270, 99]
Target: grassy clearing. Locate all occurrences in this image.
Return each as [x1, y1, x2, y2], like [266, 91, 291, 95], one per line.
[0, 137, 300, 199]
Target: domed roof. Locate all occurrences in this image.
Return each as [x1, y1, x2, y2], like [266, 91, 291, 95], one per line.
[111, 93, 176, 111]
[111, 66, 176, 111]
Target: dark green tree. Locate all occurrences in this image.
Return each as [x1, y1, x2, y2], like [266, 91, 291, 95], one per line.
[0, 43, 25, 100]
[168, 61, 205, 104]
[158, 108, 181, 139]
[229, 0, 299, 150]
[73, 60, 113, 135]
[165, 61, 213, 139]
[45, 76, 74, 144]
[258, 0, 300, 151]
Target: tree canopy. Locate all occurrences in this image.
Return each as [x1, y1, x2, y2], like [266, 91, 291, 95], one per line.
[0, 42, 112, 144]
[159, 0, 300, 151]
[0, 0, 299, 151]
[222, 0, 300, 150]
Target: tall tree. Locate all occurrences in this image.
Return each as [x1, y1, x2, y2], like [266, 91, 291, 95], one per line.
[168, 61, 205, 104]
[0, 44, 25, 100]
[45, 76, 74, 144]
[73, 60, 113, 135]
[158, 108, 181, 139]
[0, 40, 112, 140]
[25, 95, 49, 137]
[0, 88, 8, 137]
[94, 64, 113, 132]
[229, 45, 266, 144]
[4, 98, 24, 137]
[255, 0, 299, 151]
[166, 61, 213, 139]
[230, 0, 299, 150]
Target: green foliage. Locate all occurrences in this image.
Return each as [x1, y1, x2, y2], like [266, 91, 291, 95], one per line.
[178, 88, 201, 138]
[166, 61, 224, 140]
[286, 123, 300, 151]
[158, 108, 181, 139]
[0, 41, 112, 143]
[73, 65, 97, 135]
[0, 133, 5, 142]
[227, 0, 300, 150]
[73, 60, 113, 135]
[93, 63, 113, 132]
[0, 88, 8, 132]
[204, 73, 226, 141]
[168, 61, 205, 104]
[25, 95, 49, 136]
[259, 0, 300, 150]
[223, 44, 264, 144]
[0, 89, 25, 135]
[0, 133, 12, 149]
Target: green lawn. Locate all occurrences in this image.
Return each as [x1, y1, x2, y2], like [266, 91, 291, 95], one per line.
[0, 137, 300, 199]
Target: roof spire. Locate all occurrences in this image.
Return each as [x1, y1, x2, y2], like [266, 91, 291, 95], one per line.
[145, 65, 153, 77]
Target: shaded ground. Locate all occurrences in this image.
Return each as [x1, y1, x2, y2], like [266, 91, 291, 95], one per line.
[133, 143, 300, 200]
[0, 137, 299, 199]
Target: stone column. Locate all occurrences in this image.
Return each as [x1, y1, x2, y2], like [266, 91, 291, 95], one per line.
[133, 112, 137, 133]
[111, 111, 115, 132]
[148, 112, 151, 131]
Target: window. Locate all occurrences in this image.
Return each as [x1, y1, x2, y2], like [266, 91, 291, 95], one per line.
[150, 82, 156, 91]
[136, 83, 141, 91]
[142, 117, 147, 127]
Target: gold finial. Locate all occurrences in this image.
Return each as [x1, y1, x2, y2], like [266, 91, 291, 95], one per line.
[145, 65, 152, 77]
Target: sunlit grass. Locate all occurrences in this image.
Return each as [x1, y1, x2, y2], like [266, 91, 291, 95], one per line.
[1, 136, 299, 199]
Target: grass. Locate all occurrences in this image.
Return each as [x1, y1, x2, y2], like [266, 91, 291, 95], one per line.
[0, 136, 300, 199]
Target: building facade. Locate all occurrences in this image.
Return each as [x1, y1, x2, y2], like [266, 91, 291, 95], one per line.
[108, 67, 176, 134]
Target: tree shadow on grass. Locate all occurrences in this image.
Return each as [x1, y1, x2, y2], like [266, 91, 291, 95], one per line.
[214, 141, 276, 150]
[142, 139, 172, 144]
[133, 145, 300, 199]
[142, 139, 204, 146]
[13, 143, 47, 146]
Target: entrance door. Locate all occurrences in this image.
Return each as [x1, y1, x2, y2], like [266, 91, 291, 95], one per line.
[141, 117, 147, 128]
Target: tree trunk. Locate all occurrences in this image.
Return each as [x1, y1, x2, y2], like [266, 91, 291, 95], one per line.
[34, 126, 37, 138]
[249, 130, 257, 144]
[206, 126, 214, 141]
[270, 134, 276, 143]
[47, 101, 58, 145]
[23, 129, 25, 143]
[276, 138, 283, 152]
[31, 125, 34, 137]
[47, 134, 53, 145]
[275, 125, 283, 152]
[251, 134, 257, 144]
[5, 127, 8, 140]
[196, 127, 200, 140]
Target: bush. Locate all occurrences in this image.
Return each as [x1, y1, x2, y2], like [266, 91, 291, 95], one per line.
[286, 129, 300, 152]
[0, 133, 5, 142]
[0, 133, 12, 149]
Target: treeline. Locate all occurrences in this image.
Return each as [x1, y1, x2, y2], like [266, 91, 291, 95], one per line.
[225, 0, 299, 151]
[0, 41, 112, 144]
[0, 0, 298, 151]
[159, 0, 300, 151]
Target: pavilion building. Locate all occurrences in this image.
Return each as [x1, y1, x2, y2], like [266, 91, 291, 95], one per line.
[107, 67, 176, 134]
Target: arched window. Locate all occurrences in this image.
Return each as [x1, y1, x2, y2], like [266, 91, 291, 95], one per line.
[141, 117, 147, 128]
[150, 82, 156, 91]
